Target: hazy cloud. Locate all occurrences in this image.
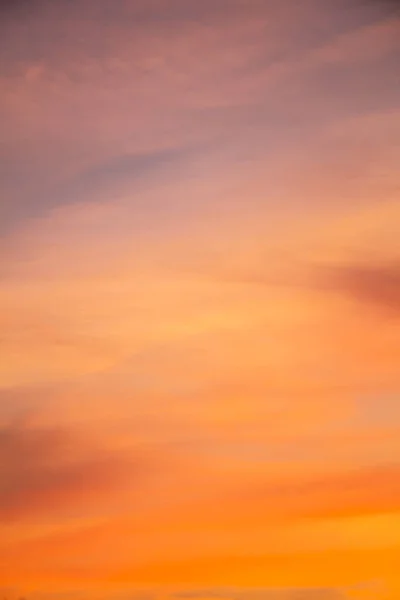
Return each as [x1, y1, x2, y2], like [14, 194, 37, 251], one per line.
[1, 0, 399, 593]
[0, 420, 138, 520]
[318, 262, 400, 314]
[171, 587, 346, 600]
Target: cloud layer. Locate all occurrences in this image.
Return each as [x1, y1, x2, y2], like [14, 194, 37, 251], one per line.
[0, 0, 399, 598]
[0, 419, 141, 521]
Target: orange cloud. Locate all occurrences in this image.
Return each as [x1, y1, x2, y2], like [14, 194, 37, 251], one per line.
[316, 262, 400, 315]
[1, 0, 400, 598]
[0, 419, 141, 522]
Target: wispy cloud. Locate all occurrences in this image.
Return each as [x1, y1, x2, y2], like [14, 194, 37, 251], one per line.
[173, 587, 346, 600]
[1, 0, 400, 596]
[0, 419, 140, 521]
[317, 262, 400, 314]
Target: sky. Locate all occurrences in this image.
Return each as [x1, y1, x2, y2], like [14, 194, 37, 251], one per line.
[0, 0, 399, 599]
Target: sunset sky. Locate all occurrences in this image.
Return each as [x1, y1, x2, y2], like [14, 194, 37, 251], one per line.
[0, 0, 399, 599]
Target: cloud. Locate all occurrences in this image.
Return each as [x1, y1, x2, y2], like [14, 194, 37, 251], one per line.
[317, 262, 400, 314]
[1, 0, 398, 235]
[0, 419, 140, 521]
[242, 463, 400, 522]
[0, 0, 399, 595]
[0, 0, 29, 13]
[367, 0, 400, 16]
[0, 587, 348, 600]
[173, 588, 346, 600]
[40, 142, 214, 224]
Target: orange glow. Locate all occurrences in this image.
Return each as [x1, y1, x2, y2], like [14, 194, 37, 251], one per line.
[0, 0, 399, 599]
